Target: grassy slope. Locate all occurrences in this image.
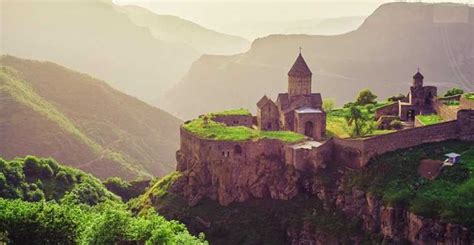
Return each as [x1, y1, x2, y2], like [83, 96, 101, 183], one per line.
[0, 66, 149, 179]
[326, 103, 394, 138]
[346, 140, 474, 232]
[0, 56, 182, 180]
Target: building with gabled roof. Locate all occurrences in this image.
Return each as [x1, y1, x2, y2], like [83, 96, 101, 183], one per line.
[257, 52, 326, 140]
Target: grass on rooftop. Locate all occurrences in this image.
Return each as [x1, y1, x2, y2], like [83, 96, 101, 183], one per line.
[209, 108, 252, 117]
[465, 93, 474, 101]
[183, 117, 305, 143]
[416, 114, 443, 126]
[443, 100, 460, 106]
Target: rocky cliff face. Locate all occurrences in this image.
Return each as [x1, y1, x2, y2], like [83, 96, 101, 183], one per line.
[171, 148, 472, 243]
[174, 150, 299, 206]
[286, 173, 472, 244]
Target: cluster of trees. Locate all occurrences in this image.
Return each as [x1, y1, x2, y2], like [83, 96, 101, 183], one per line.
[0, 199, 206, 244]
[0, 156, 117, 204]
[0, 156, 207, 244]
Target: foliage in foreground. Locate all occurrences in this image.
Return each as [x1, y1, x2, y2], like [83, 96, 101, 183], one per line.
[345, 140, 474, 231]
[0, 199, 206, 245]
[0, 156, 117, 204]
[0, 156, 206, 244]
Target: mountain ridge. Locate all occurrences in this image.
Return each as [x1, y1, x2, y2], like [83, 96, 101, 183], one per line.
[161, 2, 474, 119]
[0, 0, 249, 104]
[0, 55, 182, 180]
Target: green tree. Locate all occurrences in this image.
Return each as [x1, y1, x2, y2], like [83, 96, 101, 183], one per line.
[444, 88, 464, 97]
[356, 89, 377, 105]
[323, 99, 335, 112]
[344, 106, 375, 137]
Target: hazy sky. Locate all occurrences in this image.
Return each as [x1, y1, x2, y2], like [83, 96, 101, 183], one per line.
[114, 0, 473, 39]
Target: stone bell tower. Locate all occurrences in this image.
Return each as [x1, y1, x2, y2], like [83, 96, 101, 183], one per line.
[288, 51, 312, 100]
[413, 69, 424, 88]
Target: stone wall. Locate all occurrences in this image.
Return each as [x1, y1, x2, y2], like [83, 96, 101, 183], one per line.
[414, 116, 424, 127]
[334, 120, 460, 168]
[285, 139, 334, 171]
[177, 128, 299, 206]
[460, 96, 474, 110]
[212, 114, 254, 128]
[457, 109, 474, 141]
[433, 98, 459, 121]
[375, 102, 399, 119]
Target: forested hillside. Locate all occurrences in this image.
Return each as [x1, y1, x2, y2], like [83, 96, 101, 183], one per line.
[0, 156, 206, 244]
[0, 56, 181, 180]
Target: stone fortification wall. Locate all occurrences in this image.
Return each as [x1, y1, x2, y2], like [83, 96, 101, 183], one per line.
[460, 96, 474, 110]
[433, 98, 459, 121]
[457, 109, 474, 141]
[212, 114, 254, 128]
[285, 139, 334, 171]
[375, 103, 399, 119]
[176, 128, 299, 206]
[334, 120, 460, 169]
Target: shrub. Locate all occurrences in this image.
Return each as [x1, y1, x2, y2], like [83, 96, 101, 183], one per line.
[23, 156, 41, 177]
[444, 88, 464, 97]
[388, 94, 406, 102]
[323, 99, 335, 112]
[389, 120, 403, 130]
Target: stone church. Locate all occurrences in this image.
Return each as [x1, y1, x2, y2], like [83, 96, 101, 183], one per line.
[256, 52, 326, 140]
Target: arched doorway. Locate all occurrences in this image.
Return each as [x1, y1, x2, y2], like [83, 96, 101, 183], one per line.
[304, 121, 313, 138]
[234, 145, 242, 155]
[407, 110, 415, 121]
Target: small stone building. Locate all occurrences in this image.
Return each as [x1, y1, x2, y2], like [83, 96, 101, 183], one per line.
[376, 70, 437, 122]
[257, 53, 326, 140]
[399, 71, 437, 121]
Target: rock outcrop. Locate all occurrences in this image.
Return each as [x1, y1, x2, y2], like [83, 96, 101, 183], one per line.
[175, 149, 299, 206]
[172, 128, 472, 243]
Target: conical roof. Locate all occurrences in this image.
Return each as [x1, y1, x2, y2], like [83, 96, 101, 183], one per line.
[288, 53, 312, 77]
[413, 71, 424, 80]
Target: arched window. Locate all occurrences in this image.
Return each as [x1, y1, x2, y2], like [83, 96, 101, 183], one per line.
[234, 145, 242, 155]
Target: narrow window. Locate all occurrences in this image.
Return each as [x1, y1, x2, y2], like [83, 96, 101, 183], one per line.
[234, 145, 242, 155]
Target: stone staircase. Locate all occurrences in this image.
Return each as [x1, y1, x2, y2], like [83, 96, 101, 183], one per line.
[401, 121, 415, 129]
